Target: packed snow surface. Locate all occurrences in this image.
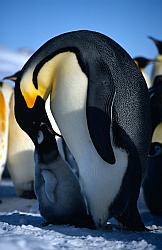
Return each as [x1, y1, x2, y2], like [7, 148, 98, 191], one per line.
[0, 180, 162, 250]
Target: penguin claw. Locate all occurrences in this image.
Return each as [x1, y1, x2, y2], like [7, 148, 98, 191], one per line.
[41, 221, 51, 227]
[19, 190, 36, 199]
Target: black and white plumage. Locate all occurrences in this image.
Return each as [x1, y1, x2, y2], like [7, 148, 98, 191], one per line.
[142, 75, 162, 215]
[14, 30, 151, 230]
[149, 36, 162, 83]
[143, 142, 162, 215]
[134, 56, 152, 88]
[149, 75, 162, 136]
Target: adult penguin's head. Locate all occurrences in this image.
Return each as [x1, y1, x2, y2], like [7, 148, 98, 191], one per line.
[4, 71, 56, 147]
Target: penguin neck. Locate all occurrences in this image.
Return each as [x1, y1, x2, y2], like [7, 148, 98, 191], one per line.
[20, 52, 77, 108]
[141, 69, 151, 88]
[151, 55, 162, 83]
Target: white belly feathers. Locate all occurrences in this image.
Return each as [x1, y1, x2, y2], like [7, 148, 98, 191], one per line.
[50, 52, 128, 226]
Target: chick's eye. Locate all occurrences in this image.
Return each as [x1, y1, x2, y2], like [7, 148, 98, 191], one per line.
[37, 130, 44, 144]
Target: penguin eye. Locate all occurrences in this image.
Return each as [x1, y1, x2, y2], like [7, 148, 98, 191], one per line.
[37, 130, 44, 144]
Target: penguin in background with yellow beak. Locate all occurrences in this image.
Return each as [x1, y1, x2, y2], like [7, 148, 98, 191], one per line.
[14, 30, 151, 230]
[143, 75, 162, 215]
[149, 37, 162, 84]
[3, 73, 35, 198]
[0, 81, 13, 182]
[134, 57, 152, 88]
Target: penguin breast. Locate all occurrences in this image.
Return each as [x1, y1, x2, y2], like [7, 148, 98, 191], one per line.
[49, 52, 128, 227]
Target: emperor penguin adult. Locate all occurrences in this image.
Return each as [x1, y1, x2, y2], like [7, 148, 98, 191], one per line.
[143, 142, 162, 215]
[7, 92, 36, 198]
[149, 36, 162, 83]
[134, 56, 152, 88]
[142, 75, 162, 215]
[14, 30, 151, 230]
[0, 81, 13, 181]
[3, 73, 35, 198]
[149, 75, 162, 137]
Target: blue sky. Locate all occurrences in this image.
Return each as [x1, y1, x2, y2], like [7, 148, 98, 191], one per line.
[1, 0, 162, 60]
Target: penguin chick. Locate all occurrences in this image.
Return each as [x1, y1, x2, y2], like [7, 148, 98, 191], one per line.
[134, 57, 152, 88]
[148, 36, 162, 83]
[143, 142, 162, 215]
[15, 94, 93, 228]
[34, 122, 93, 227]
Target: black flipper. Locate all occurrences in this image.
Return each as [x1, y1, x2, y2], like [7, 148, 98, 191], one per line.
[86, 65, 116, 164]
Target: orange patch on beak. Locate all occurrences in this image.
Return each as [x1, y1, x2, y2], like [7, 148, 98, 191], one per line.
[23, 91, 39, 109]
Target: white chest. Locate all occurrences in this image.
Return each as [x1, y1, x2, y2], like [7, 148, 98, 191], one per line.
[50, 52, 128, 227]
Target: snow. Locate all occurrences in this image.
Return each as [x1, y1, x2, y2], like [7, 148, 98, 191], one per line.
[0, 180, 162, 250]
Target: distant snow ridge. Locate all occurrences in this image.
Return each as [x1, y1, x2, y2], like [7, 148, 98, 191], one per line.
[0, 46, 31, 81]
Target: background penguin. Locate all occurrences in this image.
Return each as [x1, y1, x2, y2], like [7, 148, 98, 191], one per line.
[149, 36, 162, 83]
[134, 56, 152, 88]
[0, 81, 13, 181]
[3, 73, 35, 198]
[149, 75, 162, 136]
[142, 75, 162, 214]
[143, 142, 162, 215]
[14, 30, 151, 231]
[7, 92, 36, 198]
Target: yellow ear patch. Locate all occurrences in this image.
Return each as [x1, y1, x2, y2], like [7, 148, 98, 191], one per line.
[152, 123, 162, 144]
[20, 67, 51, 108]
[21, 87, 41, 109]
[19, 52, 79, 108]
[0, 91, 6, 133]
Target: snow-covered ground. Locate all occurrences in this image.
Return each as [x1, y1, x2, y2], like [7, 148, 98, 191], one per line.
[0, 179, 162, 250]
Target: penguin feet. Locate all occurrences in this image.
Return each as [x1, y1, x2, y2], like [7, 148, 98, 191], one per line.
[41, 215, 95, 229]
[20, 190, 36, 199]
[17, 181, 36, 199]
[115, 206, 147, 231]
[72, 215, 95, 229]
[41, 220, 51, 227]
